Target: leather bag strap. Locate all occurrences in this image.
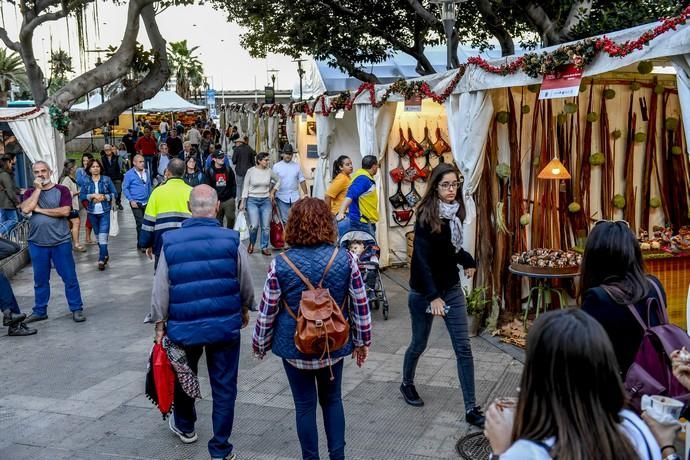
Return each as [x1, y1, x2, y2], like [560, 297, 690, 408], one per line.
[318, 248, 339, 287]
[280, 253, 315, 290]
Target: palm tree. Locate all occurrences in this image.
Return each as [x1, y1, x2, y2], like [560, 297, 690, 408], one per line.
[48, 49, 74, 95]
[167, 40, 204, 101]
[0, 48, 28, 106]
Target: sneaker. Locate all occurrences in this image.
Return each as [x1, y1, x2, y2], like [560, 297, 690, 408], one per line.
[72, 310, 86, 322]
[3, 312, 26, 326]
[98, 261, 105, 271]
[465, 406, 486, 428]
[211, 453, 236, 460]
[400, 383, 424, 407]
[8, 322, 37, 336]
[24, 313, 48, 324]
[168, 415, 198, 444]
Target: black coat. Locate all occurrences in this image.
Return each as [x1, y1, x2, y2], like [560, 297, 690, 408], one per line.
[101, 154, 123, 180]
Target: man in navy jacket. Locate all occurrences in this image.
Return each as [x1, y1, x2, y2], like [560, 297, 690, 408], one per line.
[122, 154, 152, 251]
[145, 184, 254, 460]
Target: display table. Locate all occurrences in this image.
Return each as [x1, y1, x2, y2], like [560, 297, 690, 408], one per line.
[509, 264, 580, 327]
[644, 252, 690, 329]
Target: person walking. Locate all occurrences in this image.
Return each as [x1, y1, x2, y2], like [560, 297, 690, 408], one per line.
[199, 130, 212, 162]
[324, 155, 353, 216]
[101, 144, 124, 210]
[187, 124, 201, 152]
[335, 155, 379, 234]
[400, 163, 484, 428]
[139, 159, 192, 268]
[0, 273, 37, 336]
[58, 159, 86, 252]
[76, 153, 95, 245]
[484, 309, 660, 460]
[135, 128, 158, 174]
[183, 156, 205, 187]
[153, 143, 171, 185]
[0, 154, 19, 236]
[158, 118, 169, 143]
[21, 161, 86, 323]
[178, 141, 195, 162]
[80, 159, 118, 271]
[166, 128, 184, 159]
[239, 152, 280, 256]
[579, 220, 668, 376]
[122, 129, 136, 158]
[122, 154, 153, 251]
[231, 136, 255, 200]
[272, 144, 307, 224]
[146, 185, 254, 460]
[253, 197, 371, 460]
[205, 150, 236, 228]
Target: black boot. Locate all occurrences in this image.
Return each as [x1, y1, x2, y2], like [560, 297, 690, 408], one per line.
[3, 310, 26, 327]
[465, 406, 486, 428]
[8, 323, 37, 336]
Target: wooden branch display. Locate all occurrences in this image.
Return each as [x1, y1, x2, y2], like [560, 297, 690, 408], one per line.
[641, 83, 659, 229]
[623, 91, 637, 228]
[580, 85, 594, 223]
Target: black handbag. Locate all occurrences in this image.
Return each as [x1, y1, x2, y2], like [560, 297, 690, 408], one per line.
[405, 184, 422, 207]
[388, 182, 406, 209]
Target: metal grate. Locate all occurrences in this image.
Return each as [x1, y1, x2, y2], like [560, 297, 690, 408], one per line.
[456, 431, 492, 460]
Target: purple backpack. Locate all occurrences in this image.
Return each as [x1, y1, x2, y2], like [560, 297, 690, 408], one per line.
[623, 279, 690, 413]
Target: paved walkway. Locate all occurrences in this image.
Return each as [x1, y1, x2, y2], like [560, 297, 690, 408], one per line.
[0, 210, 522, 459]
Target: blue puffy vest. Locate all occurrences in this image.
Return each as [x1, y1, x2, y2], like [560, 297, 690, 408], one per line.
[272, 244, 354, 360]
[163, 218, 242, 347]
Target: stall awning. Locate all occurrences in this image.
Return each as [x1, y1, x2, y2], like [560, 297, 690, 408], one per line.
[141, 91, 206, 112]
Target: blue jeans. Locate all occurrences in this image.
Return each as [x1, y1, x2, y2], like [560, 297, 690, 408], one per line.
[144, 156, 154, 175]
[246, 197, 271, 249]
[402, 285, 476, 410]
[0, 272, 21, 314]
[88, 212, 110, 262]
[173, 340, 240, 459]
[283, 359, 345, 460]
[275, 199, 292, 224]
[0, 208, 18, 235]
[28, 241, 83, 316]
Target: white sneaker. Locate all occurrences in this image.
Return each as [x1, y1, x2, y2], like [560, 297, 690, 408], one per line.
[168, 415, 198, 443]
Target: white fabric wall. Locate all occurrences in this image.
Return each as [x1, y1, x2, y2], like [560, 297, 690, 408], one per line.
[7, 109, 65, 183]
[313, 114, 336, 198]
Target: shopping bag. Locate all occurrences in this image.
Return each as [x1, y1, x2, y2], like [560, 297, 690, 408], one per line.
[270, 204, 285, 249]
[109, 207, 119, 237]
[145, 342, 176, 419]
[233, 211, 249, 241]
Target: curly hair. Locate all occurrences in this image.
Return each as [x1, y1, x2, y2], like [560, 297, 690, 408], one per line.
[284, 197, 337, 247]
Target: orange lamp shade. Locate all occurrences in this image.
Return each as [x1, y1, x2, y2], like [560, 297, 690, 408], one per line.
[538, 157, 571, 180]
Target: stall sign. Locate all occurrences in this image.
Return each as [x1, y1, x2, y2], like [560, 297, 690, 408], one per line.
[404, 95, 422, 112]
[539, 64, 583, 100]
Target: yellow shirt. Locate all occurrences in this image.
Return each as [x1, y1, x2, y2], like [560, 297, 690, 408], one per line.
[325, 173, 351, 214]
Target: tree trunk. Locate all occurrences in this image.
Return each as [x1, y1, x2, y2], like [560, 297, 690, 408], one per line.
[0, 91, 7, 107]
[476, 0, 515, 56]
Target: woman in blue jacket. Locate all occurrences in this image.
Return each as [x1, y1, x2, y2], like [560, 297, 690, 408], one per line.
[80, 159, 117, 271]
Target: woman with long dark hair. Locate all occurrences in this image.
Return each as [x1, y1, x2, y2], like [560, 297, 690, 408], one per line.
[239, 152, 280, 255]
[76, 153, 94, 245]
[579, 221, 667, 376]
[253, 197, 371, 460]
[80, 159, 117, 271]
[484, 309, 660, 459]
[182, 156, 204, 187]
[400, 162, 484, 427]
[58, 159, 86, 252]
[324, 155, 353, 215]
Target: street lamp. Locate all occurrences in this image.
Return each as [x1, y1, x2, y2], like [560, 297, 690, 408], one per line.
[292, 58, 306, 101]
[431, 0, 464, 70]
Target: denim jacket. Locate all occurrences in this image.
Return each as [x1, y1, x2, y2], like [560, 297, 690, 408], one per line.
[79, 175, 117, 214]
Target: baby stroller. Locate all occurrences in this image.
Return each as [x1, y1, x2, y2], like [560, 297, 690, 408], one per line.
[339, 230, 390, 319]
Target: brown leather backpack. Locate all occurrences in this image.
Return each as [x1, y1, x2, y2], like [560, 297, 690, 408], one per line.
[280, 248, 350, 359]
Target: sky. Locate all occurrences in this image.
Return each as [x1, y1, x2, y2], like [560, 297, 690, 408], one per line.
[0, 1, 302, 92]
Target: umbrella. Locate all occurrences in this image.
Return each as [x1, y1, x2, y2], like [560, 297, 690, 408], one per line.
[145, 342, 176, 418]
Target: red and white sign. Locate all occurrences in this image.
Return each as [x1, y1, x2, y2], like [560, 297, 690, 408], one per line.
[404, 95, 422, 112]
[538, 64, 583, 100]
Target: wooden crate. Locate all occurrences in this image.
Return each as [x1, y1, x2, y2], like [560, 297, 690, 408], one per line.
[646, 254, 690, 329]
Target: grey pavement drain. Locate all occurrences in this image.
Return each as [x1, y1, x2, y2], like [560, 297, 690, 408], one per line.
[456, 431, 491, 460]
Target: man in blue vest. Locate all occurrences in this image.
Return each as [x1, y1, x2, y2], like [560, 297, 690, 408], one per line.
[145, 184, 254, 460]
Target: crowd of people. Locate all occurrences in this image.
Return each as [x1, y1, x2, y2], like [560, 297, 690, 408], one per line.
[0, 123, 687, 460]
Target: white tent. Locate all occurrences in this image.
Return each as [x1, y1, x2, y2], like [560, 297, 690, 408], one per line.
[0, 107, 66, 182]
[141, 91, 206, 112]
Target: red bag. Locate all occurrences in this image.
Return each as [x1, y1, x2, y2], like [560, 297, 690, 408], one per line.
[147, 342, 175, 418]
[270, 204, 285, 249]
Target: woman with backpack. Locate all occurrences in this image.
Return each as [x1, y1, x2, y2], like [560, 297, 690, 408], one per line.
[252, 197, 371, 460]
[579, 220, 667, 376]
[484, 309, 662, 460]
[400, 162, 485, 428]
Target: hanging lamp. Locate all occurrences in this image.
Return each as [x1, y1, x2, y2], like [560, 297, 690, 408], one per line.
[538, 156, 571, 180]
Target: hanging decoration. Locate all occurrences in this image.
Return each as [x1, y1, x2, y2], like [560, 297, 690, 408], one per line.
[49, 105, 70, 136]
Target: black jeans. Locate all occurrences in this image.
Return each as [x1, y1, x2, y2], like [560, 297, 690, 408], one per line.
[130, 204, 146, 247]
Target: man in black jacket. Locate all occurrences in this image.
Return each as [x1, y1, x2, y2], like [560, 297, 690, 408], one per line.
[101, 144, 124, 210]
[206, 151, 236, 229]
[231, 136, 255, 201]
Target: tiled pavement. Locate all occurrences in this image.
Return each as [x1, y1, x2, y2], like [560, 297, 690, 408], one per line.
[0, 210, 523, 459]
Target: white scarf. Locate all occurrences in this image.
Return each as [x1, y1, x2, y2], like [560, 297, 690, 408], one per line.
[439, 200, 463, 253]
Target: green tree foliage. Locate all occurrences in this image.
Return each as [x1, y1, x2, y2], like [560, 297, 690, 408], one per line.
[0, 48, 28, 106]
[47, 49, 74, 96]
[167, 40, 204, 100]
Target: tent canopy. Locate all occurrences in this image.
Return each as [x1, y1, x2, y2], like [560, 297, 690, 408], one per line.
[141, 91, 206, 112]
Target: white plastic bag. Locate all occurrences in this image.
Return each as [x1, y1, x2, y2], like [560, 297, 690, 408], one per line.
[233, 211, 249, 241]
[109, 207, 119, 237]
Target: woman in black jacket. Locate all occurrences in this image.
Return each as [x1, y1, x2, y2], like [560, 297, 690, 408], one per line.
[400, 163, 484, 428]
[580, 220, 667, 376]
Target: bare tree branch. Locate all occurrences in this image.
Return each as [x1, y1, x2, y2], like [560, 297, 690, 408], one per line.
[0, 27, 20, 52]
[406, 0, 439, 26]
[317, 0, 355, 16]
[476, 0, 515, 56]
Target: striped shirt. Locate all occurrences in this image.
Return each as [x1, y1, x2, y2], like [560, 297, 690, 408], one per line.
[139, 177, 192, 256]
[252, 251, 372, 370]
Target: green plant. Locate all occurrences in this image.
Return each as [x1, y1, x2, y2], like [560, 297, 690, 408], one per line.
[463, 286, 492, 317]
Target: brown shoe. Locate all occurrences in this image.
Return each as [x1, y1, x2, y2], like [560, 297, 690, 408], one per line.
[247, 244, 254, 254]
[261, 249, 271, 256]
